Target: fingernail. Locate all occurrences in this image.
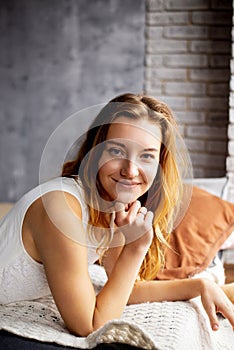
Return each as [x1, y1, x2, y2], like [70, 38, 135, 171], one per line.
[212, 324, 219, 331]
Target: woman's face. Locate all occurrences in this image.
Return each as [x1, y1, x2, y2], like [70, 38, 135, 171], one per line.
[97, 117, 162, 205]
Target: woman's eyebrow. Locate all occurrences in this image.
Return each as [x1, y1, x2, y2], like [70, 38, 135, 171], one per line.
[106, 140, 126, 148]
[143, 148, 159, 152]
[106, 141, 159, 152]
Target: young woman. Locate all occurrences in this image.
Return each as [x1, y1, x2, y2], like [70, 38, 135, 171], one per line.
[1, 93, 234, 337]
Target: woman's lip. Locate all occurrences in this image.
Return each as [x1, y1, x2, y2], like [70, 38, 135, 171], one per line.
[112, 179, 141, 186]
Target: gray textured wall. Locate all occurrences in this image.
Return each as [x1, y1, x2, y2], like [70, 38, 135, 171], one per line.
[0, 0, 145, 202]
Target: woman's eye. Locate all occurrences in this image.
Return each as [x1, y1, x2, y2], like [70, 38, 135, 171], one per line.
[140, 153, 155, 161]
[108, 147, 125, 157]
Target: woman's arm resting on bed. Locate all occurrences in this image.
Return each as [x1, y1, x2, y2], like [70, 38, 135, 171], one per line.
[130, 278, 234, 330]
[103, 244, 234, 332]
[29, 193, 153, 337]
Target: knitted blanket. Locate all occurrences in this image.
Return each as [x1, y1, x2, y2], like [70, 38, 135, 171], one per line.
[0, 264, 234, 350]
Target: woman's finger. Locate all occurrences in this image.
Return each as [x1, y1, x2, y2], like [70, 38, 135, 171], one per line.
[209, 307, 220, 331]
[137, 206, 147, 216]
[203, 301, 219, 331]
[127, 201, 141, 218]
[217, 300, 234, 331]
[115, 201, 141, 223]
[144, 210, 154, 224]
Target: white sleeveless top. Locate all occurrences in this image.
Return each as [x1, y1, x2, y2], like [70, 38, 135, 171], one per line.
[0, 177, 99, 304]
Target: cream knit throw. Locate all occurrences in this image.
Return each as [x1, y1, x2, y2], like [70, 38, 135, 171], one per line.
[0, 264, 234, 349]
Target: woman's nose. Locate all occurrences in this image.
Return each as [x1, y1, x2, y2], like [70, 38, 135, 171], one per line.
[120, 159, 139, 178]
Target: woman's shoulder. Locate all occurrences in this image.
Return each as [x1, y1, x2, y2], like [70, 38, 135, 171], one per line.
[40, 176, 82, 193]
[27, 177, 85, 226]
[24, 179, 87, 250]
[17, 177, 85, 208]
[46, 177, 86, 201]
[1, 177, 87, 227]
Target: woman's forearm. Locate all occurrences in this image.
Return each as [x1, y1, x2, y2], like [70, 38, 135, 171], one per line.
[128, 278, 204, 304]
[93, 244, 150, 330]
[94, 259, 203, 330]
[92, 207, 154, 331]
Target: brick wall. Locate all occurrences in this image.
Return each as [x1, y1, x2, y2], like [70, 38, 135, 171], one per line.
[144, 0, 232, 178]
[227, 0, 234, 200]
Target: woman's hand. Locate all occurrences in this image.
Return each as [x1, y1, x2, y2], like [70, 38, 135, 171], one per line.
[200, 279, 234, 331]
[114, 200, 154, 250]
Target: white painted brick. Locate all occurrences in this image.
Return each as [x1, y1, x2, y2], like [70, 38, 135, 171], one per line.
[206, 111, 229, 124]
[147, 95, 187, 110]
[195, 167, 226, 178]
[165, 54, 207, 67]
[146, 39, 187, 54]
[208, 83, 230, 96]
[143, 81, 163, 94]
[190, 68, 230, 82]
[193, 168, 206, 178]
[145, 26, 163, 39]
[228, 172, 234, 186]
[230, 59, 234, 74]
[229, 92, 234, 107]
[184, 138, 206, 151]
[175, 110, 206, 124]
[177, 124, 185, 136]
[189, 96, 228, 111]
[146, 12, 189, 26]
[202, 168, 226, 177]
[164, 25, 209, 39]
[228, 141, 234, 155]
[187, 125, 227, 139]
[145, 55, 163, 67]
[207, 140, 227, 154]
[210, 55, 231, 68]
[165, 0, 209, 10]
[190, 152, 225, 167]
[230, 77, 234, 92]
[165, 81, 206, 95]
[229, 109, 234, 123]
[190, 40, 231, 54]
[226, 156, 234, 171]
[228, 124, 234, 139]
[146, 0, 164, 11]
[226, 172, 234, 185]
[176, 110, 205, 125]
[145, 67, 187, 80]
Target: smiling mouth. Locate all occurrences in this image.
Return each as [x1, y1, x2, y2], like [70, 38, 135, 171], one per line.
[112, 179, 141, 187]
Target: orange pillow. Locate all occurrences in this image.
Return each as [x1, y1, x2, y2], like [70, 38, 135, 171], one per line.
[156, 186, 234, 280]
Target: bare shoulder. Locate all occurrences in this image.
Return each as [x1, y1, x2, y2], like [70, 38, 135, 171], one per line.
[36, 190, 83, 220]
[24, 190, 87, 260]
[27, 190, 83, 232]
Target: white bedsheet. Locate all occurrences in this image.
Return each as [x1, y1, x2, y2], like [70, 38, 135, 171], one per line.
[0, 264, 234, 349]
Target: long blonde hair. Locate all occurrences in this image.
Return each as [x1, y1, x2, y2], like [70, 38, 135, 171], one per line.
[62, 93, 189, 280]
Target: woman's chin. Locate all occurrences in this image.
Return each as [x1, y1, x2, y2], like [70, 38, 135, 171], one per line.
[114, 192, 137, 205]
